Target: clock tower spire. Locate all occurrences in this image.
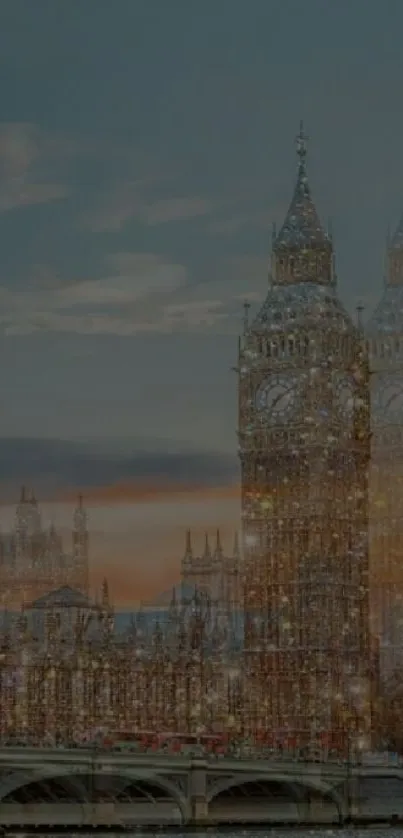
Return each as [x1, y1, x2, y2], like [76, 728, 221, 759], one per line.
[273, 121, 333, 286]
[238, 125, 372, 755]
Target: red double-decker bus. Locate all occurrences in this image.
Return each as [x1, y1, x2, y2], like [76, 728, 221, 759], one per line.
[110, 730, 226, 753]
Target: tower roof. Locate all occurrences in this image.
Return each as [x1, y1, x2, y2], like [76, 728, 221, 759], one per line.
[252, 282, 351, 333]
[275, 122, 330, 253]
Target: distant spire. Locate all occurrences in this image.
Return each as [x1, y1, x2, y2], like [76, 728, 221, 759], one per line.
[169, 585, 178, 619]
[20, 486, 26, 504]
[233, 531, 240, 558]
[274, 122, 332, 286]
[203, 533, 211, 560]
[243, 300, 250, 333]
[101, 577, 110, 609]
[184, 529, 192, 559]
[214, 528, 223, 558]
[269, 223, 276, 285]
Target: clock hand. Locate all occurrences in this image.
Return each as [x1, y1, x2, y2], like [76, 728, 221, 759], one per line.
[271, 389, 290, 411]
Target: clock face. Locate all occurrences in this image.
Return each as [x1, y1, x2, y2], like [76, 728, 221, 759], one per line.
[373, 375, 403, 423]
[334, 374, 355, 420]
[255, 374, 300, 424]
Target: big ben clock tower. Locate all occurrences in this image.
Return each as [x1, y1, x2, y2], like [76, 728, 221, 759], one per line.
[367, 216, 403, 681]
[238, 125, 372, 754]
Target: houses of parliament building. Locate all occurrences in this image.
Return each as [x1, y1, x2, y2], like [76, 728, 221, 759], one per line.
[0, 124, 402, 752]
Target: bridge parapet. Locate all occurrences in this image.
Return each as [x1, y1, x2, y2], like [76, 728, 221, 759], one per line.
[0, 747, 402, 827]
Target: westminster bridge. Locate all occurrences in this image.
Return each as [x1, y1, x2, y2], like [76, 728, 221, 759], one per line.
[0, 747, 402, 826]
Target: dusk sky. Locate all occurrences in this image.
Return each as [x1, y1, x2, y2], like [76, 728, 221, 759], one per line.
[0, 0, 401, 602]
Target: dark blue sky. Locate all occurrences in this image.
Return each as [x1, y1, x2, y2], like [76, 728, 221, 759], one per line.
[0, 0, 401, 464]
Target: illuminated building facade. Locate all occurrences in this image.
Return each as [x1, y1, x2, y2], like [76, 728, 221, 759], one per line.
[0, 583, 237, 745]
[367, 216, 403, 679]
[238, 125, 372, 752]
[0, 488, 89, 608]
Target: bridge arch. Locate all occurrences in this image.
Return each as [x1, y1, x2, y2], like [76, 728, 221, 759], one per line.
[208, 772, 344, 823]
[0, 767, 189, 824]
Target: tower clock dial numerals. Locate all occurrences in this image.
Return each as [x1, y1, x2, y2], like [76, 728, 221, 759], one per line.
[373, 375, 403, 423]
[255, 374, 300, 424]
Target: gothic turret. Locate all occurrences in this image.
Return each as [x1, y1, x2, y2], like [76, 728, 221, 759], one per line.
[72, 494, 89, 595]
[202, 532, 211, 561]
[213, 529, 222, 559]
[180, 529, 193, 581]
[178, 531, 241, 610]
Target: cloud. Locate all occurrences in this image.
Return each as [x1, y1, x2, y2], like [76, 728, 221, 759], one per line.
[0, 182, 69, 212]
[0, 243, 270, 338]
[0, 122, 42, 179]
[208, 210, 272, 235]
[0, 250, 239, 337]
[0, 437, 239, 502]
[0, 251, 190, 336]
[0, 122, 71, 211]
[162, 299, 228, 331]
[4, 300, 228, 338]
[144, 197, 211, 225]
[84, 186, 212, 233]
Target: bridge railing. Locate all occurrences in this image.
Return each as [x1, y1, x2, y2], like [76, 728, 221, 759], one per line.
[0, 741, 400, 767]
